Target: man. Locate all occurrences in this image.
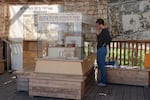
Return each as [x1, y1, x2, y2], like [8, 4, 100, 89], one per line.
[96, 18, 112, 86]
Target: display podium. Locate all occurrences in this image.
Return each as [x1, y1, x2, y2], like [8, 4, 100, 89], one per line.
[27, 12, 96, 100]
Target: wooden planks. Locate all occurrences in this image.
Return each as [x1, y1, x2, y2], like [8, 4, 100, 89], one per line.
[15, 66, 94, 100]
[23, 40, 37, 68]
[0, 60, 4, 74]
[0, 40, 5, 74]
[29, 68, 94, 100]
[35, 54, 96, 75]
[1, 72, 150, 100]
[107, 67, 149, 86]
[29, 78, 82, 99]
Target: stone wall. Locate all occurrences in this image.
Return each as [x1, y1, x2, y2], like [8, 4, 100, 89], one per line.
[64, 0, 98, 18]
[97, 0, 108, 25]
[46, 0, 109, 25]
[108, 0, 150, 40]
[62, 0, 108, 41]
[0, 4, 6, 35]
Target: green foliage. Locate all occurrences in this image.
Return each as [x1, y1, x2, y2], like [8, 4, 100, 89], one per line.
[109, 48, 149, 67]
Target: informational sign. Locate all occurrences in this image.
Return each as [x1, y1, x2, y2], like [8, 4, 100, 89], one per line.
[38, 13, 82, 23]
[38, 13, 95, 25]
[9, 5, 63, 40]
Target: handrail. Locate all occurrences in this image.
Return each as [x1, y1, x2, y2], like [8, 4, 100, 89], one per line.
[108, 40, 150, 68]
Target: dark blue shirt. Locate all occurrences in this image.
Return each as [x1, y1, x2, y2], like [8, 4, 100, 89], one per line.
[97, 28, 112, 49]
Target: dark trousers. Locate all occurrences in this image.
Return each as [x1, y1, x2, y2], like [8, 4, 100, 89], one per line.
[97, 47, 107, 84]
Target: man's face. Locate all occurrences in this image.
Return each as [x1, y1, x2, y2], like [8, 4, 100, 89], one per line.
[97, 23, 102, 29]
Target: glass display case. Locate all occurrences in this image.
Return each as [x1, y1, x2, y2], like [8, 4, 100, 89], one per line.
[37, 12, 96, 60]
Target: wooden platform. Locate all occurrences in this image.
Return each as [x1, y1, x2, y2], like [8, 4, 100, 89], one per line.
[29, 73, 86, 100]
[29, 69, 94, 100]
[15, 66, 94, 100]
[107, 67, 150, 87]
[1, 72, 150, 100]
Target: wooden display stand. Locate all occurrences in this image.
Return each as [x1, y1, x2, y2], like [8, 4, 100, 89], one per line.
[107, 67, 150, 86]
[29, 69, 94, 100]
[35, 54, 96, 76]
[16, 54, 95, 99]
[29, 54, 95, 100]
[15, 67, 94, 100]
